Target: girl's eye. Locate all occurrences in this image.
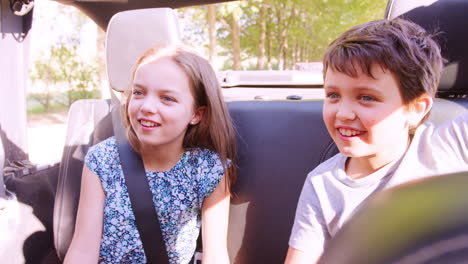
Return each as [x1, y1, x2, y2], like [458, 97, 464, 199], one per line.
[359, 95, 375, 102]
[132, 89, 143, 96]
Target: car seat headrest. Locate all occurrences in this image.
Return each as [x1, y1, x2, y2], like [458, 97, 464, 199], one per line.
[106, 8, 181, 93]
[387, 0, 468, 98]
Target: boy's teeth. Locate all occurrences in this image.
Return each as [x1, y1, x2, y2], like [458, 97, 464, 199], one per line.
[339, 128, 361, 136]
[141, 120, 157, 127]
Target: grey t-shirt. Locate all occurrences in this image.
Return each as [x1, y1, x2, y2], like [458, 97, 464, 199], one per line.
[289, 113, 468, 259]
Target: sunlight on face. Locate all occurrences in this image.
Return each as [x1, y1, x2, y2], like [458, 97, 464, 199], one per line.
[323, 64, 413, 171]
[128, 57, 200, 153]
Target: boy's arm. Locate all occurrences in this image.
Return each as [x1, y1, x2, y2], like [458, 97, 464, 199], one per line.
[64, 165, 105, 264]
[285, 173, 328, 264]
[285, 246, 320, 264]
[202, 175, 230, 264]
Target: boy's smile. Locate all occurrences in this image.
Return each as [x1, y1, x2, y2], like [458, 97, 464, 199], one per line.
[337, 126, 365, 139]
[323, 64, 414, 177]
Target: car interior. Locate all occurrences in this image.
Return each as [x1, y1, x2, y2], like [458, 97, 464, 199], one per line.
[2, 0, 468, 263]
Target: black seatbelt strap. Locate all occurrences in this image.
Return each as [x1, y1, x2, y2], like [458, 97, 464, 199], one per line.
[110, 96, 170, 264]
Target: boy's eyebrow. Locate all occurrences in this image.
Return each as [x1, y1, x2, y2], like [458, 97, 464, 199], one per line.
[354, 86, 383, 93]
[355, 87, 387, 99]
[324, 84, 384, 95]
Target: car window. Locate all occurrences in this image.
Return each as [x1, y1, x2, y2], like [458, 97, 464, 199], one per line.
[28, 1, 105, 164]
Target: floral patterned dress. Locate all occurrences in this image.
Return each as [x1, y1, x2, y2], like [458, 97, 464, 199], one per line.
[85, 137, 225, 264]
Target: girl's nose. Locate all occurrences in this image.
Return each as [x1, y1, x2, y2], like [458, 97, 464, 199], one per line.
[140, 97, 158, 114]
[336, 102, 356, 121]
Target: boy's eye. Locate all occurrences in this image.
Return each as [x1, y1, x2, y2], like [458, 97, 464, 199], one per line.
[326, 92, 340, 99]
[359, 95, 375, 102]
[162, 95, 175, 102]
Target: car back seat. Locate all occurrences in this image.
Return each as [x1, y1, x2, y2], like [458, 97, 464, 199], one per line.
[387, 0, 468, 108]
[227, 100, 337, 263]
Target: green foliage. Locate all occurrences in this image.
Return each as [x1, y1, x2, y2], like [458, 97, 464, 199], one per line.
[179, 0, 387, 70]
[29, 44, 100, 110]
[26, 97, 69, 115]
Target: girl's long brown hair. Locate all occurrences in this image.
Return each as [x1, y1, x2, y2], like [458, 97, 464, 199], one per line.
[123, 45, 237, 192]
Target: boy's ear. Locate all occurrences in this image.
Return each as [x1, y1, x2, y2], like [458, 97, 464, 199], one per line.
[408, 95, 433, 126]
[190, 106, 206, 125]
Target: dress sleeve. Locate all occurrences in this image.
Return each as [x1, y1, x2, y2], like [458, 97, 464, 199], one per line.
[85, 143, 101, 175]
[289, 171, 328, 259]
[197, 150, 226, 200]
[84, 137, 119, 186]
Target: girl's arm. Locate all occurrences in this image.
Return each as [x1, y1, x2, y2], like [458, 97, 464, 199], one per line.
[201, 175, 230, 264]
[64, 165, 105, 264]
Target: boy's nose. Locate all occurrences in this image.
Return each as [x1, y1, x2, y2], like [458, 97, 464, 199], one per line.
[336, 102, 356, 121]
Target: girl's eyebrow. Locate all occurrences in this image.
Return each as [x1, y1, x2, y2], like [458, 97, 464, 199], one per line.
[132, 83, 146, 90]
[132, 83, 181, 96]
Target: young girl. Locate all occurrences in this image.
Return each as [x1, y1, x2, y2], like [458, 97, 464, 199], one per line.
[64, 45, 236, 264]
[285, 18, 468, 263]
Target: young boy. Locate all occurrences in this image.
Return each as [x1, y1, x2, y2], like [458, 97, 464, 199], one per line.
[285, 18, 468, 263]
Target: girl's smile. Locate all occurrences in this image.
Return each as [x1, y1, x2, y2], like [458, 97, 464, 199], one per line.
[128, 57, 203, 153]
[139, 118, 161, 130]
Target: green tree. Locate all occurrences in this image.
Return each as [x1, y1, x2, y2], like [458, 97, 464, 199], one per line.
[178, 0, 386, 70]
[218, 2, 247, 70]
[30, 45, 100, 110]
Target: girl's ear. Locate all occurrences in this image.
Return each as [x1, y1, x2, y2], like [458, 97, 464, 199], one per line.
[190, 106, 206, 125]
[408, 95, 433, 127]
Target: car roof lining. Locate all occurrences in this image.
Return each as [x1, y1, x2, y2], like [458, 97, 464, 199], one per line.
[53, 0, 237, 30]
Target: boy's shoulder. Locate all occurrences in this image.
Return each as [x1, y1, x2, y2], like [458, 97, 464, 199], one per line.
[307, 153, 345, 180]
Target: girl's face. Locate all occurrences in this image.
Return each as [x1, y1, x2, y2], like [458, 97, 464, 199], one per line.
[128, 57, 203, 151]
[323, 64, 415, 170]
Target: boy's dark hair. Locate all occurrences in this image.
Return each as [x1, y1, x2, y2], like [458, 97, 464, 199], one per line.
[323, 18, 443, 121]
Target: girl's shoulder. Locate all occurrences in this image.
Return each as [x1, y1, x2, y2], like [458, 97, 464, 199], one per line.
[186, 147, 222, 168]
[85, 136, 119, 167]
[87, 136, 118, 157]
[185, 148, 225, 199]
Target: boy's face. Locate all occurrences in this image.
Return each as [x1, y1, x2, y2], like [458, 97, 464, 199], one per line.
[323, 64, 413, 169]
